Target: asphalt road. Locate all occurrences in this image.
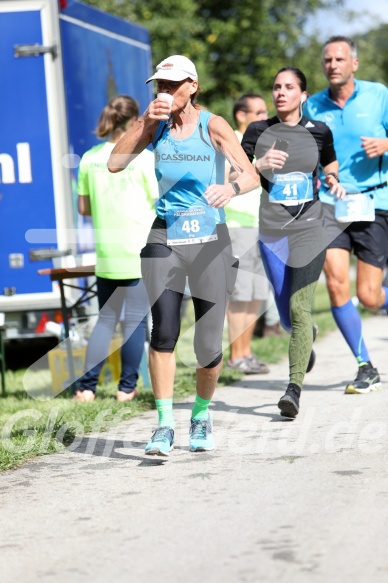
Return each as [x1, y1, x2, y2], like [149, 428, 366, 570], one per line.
[1, 315, 388, 583]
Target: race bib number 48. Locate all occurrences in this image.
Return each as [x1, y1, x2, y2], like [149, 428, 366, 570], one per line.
[166, 207, 218, 245]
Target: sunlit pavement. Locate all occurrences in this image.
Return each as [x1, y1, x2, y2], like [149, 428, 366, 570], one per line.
[1, 315, 387, 583]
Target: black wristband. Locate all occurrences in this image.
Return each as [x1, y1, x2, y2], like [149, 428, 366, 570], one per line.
[230, 181, 241, 194]
[326, 172, 339, 183]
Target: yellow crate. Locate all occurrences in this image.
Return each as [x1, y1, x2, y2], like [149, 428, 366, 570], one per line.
[99, 336, 122, 384]
[48, 337, 122, 392]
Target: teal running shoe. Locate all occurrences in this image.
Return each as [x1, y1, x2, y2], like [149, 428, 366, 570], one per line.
[189, 416, 215, 452]
[145, 426, 174, 456]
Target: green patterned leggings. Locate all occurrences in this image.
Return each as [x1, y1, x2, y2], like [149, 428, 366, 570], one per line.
[260, 225, 326, 388]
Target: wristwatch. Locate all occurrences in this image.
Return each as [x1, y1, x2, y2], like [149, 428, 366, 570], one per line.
[230, 181, 241, 194]
[326, 172, 339, 182]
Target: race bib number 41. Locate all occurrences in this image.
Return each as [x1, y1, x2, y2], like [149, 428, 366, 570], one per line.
[269, 172, 313, 206]
[166, 207, 218, 245]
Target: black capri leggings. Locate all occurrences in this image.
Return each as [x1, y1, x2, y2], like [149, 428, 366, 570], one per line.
[140, 218, 238, 368]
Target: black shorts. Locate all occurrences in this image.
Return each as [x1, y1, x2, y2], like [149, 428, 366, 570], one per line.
[140, 217, 238, 368]
[322, 203, 388, 268]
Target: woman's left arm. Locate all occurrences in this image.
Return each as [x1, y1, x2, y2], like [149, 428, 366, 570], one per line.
[320, 124, 346, 199]
[205, 115, 260, 208]
[322, 161, 346, 200]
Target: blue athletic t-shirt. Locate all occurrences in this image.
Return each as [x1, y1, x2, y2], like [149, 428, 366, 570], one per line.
[304, 79, 388, 210]
[152, 110, 226, 223]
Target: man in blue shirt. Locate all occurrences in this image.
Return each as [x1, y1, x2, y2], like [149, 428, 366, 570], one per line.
[304, 36, 388, 394]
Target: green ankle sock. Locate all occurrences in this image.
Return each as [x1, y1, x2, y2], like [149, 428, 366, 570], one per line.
[191, 395, 211, 420]
[155, 398, 174, 428]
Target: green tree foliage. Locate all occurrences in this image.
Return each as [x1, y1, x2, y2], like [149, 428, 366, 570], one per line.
[83, 0, 344, 122]
[355, 25, 388, 85]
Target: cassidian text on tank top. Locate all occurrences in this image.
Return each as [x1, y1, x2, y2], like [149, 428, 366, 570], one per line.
[152, 110, 226, 244]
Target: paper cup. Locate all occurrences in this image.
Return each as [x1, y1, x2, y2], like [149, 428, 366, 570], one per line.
[157, 92, 174, 111]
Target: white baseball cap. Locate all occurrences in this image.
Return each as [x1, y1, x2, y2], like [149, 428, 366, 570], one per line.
[146, 55, 198, 84]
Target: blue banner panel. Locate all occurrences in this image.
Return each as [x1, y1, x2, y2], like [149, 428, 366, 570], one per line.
[0, 10, 54, 294]
[60, 2, 153, 158]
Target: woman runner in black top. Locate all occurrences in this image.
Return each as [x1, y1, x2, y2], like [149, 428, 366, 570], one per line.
[240, 67, 345, 417]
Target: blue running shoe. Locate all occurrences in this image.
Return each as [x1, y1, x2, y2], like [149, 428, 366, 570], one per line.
[145, 426, 174, 456]
[189, 416, 215, 452]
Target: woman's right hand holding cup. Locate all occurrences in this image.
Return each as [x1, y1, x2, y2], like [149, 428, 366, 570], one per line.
[147, 93, 174, 121]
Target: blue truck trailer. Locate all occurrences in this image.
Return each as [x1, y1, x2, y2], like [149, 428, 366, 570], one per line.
[0, 0, 153, 341]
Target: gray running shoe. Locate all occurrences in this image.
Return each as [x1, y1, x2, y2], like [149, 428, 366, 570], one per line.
[245, 354, 270, 374]
[345, 364, 382, 394]
[227, 356, 269, 374]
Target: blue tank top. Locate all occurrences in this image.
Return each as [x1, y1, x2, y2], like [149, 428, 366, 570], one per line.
[152, 110, 226, 223]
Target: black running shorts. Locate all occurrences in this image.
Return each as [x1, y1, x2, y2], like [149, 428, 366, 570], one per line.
[322, 203, 388, 269]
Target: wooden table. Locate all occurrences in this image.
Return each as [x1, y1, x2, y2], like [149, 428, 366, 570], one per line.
[38, 266, 151, 391]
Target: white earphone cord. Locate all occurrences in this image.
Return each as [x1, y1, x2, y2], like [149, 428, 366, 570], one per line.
[281, 171, 310, 229]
